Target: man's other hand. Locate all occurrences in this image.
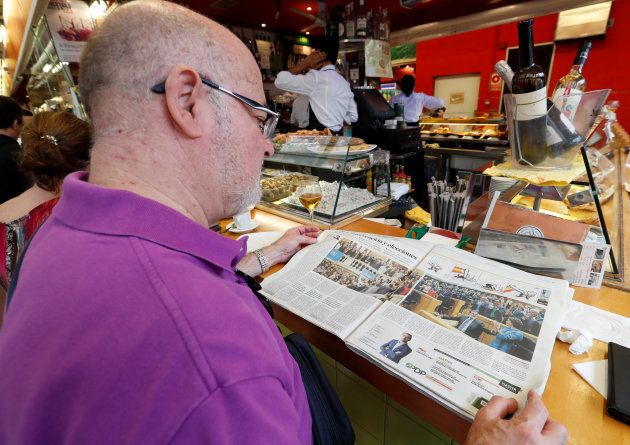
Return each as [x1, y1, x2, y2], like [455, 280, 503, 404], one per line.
[262, 226, 320, 266]
[290, 51, 327, 74]
[465, 391, 568, 445]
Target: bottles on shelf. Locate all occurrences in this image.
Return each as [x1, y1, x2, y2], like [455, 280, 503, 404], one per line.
[392, 165, 411, 185]
[356, 0, 367, 38]
[511, 18, 548, 165]
[334, 2, 389, 41]
[345, 2, 356, 38]
[552, 41, 592, 120]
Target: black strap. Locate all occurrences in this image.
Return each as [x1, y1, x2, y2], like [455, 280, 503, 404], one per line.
[235, 269, 274, 319]
[307, 103, 342, 135]
[307, 103, 327, 131]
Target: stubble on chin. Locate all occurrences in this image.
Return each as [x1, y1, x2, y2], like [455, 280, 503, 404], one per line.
[229, 182, 262, 215]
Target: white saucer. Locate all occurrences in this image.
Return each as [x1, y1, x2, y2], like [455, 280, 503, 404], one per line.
[237, 231, 283, 253]
[228, 221, 260, 233]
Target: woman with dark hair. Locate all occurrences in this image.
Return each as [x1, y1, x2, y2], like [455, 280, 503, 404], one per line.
[389, 75, 445, 126]
[0, 112, 92, 310]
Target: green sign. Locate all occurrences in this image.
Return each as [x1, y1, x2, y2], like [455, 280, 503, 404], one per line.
[295, 36, 310, 46]
[391, 43, 416, 65]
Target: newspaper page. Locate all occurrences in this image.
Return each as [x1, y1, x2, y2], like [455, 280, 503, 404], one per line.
[345, 244, 572, 419]
[261, 230, 433, 339]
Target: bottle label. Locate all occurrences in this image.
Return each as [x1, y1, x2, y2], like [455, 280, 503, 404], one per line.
[350, 68, 359, 80]
[514, 87, 547, 120]
[346, 22, 355, 38]
[338, 23, 345, 37]
[551, 88, 582, 121]
[357, 17, 367, 29]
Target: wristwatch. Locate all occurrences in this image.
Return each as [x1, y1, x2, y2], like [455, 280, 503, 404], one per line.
[253, 249, 269, 273]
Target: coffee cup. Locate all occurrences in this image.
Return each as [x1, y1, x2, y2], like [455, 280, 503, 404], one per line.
[233, 210, 253, 230]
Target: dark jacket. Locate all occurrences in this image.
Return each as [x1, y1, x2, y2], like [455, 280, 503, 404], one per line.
[443, 315, 488, 340]
[0, 135, 30, 203]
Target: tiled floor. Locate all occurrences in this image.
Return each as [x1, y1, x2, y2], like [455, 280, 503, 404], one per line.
[277, 322, 458, 445]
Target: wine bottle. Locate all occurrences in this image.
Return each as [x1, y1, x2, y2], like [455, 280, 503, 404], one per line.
[511, 19, 547, 166]
[345, 2, 356, 39]
[338, 7, 346, 39]
[551, 41, 592, 120]
[356, 0, 367, 38]
[497, 59, 583, 162]
[494, 60, 514, 92]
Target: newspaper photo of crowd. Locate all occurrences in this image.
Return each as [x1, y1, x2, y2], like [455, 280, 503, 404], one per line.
[389, 271, 425, 304]
[312, 238, 410, 301]
[313, 259, 360, 288]
[399, 274, 545, 361]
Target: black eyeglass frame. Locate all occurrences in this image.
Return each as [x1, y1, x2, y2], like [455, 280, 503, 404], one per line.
[151, 76, 279, 139]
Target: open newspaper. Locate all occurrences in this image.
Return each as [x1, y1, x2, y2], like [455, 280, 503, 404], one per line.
[261, 231, 573, 420]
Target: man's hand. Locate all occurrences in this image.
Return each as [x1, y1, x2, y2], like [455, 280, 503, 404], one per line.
[289, 51, 328, 75]
[235, 226, 320, 277]
[465, 391, 568, 445]
[262, 226, 321, 266]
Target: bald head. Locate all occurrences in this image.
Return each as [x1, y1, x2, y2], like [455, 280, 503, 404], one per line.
[79, 0, 261, 130]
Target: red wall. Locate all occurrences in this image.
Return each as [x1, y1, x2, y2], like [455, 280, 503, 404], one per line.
[414, 1, 630, 130]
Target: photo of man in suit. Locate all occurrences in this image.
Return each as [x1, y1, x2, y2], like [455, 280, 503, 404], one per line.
[441, 311, 489, 340]
[380, 332, 413, 364]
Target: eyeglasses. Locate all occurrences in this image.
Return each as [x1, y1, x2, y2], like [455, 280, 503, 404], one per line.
[151, 76, 279, 139]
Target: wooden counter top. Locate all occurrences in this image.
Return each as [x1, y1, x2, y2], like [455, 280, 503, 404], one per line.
[221, 209, 630, 445]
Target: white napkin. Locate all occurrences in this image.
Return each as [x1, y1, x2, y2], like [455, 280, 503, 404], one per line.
[237, 231, 283, 253]
[562, 301, 630, 348]
[572, 360, 608, 399]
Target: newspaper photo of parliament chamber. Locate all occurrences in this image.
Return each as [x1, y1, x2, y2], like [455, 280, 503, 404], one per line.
[260, 231, 573, 420]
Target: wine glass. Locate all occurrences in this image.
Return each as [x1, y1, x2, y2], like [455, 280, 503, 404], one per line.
[296, 178, 322, 224]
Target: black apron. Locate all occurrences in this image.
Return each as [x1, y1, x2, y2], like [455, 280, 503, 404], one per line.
[307, 103, 342, 135]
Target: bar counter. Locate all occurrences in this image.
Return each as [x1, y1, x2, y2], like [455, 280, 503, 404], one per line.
[221, 210, 630, 445]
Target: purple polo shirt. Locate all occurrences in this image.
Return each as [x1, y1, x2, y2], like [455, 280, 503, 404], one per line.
[0, 172, 312, 444]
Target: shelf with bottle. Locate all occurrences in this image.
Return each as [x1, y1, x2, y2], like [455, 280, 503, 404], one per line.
[333, 1, 390, 43]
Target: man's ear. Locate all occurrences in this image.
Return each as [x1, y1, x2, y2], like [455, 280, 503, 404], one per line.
[11, 119, 21, 131]
[164, 65, 204, 138]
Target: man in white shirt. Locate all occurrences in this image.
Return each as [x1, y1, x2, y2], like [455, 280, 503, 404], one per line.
[275, 39, 358, 133]
[289, 94, 310, 129]
[390, 75, 444, 126]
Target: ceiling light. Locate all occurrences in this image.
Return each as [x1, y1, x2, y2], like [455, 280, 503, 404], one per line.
[261, 23, 267, 27]
[43, 63, 52, 73]
[89, 0, 107, 16]
[306, 31, 310, 35]
[307, 6, 312, 11]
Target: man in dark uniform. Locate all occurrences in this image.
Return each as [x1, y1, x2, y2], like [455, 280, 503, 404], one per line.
[0, 97, 29, 203]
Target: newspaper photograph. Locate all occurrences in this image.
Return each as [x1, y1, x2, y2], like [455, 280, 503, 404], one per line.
[261, 231, 572, 419]
[345, 245, 572, 419]
[261, 231, 431, 338]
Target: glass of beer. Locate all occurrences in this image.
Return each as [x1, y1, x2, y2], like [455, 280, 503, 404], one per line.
[297, 178, 322, 223]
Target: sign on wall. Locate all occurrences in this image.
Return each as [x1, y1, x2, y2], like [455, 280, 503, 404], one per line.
[365, 39, 393, 78]
[46, 0, 96, 63]
[489, 72, 502, 92]
[449, 92, 465, 104]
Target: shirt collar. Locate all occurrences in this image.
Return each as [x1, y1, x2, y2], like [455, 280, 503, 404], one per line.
[53, 172, 247, 272]
[0, 134, 18, 143]
[320, 64, 336, 72]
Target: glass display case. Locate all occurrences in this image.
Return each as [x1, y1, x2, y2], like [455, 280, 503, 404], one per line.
[420, 117, 510, 183]
[419, 117, 509, 150]
[23, 15, 84, 116]
[460, 108, 629, 287]
[257, 135, 391, 228]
